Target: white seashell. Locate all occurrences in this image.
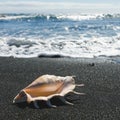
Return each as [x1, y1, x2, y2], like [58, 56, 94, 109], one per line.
[13, 74, 84, 108]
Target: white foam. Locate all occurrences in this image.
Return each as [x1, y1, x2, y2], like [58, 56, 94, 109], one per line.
[0, 35, 120, 58]
[0, 13, 120, 58]
[57, 14, 102, 21]
[0, 15, 31, 20]
[0, 13, 104, 21]
[0, 13, 119, 21]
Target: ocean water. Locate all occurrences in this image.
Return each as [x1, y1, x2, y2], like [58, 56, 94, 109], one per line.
[0, 13, 120, 58]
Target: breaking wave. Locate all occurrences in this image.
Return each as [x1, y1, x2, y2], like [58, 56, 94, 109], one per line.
[0, 13, 120, 58]
[0, 13, 120, 21]
[0, 35, 120, 58]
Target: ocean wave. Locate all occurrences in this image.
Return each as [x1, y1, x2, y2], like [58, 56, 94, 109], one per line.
[0, 35, 120, 58]
[0, 12, 120, 58]
[0, 13, 120, 21]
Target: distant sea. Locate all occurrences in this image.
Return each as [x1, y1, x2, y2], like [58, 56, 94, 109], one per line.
[0, 13, 120, 58]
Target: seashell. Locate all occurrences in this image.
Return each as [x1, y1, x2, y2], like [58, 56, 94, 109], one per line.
[13, 74, 84, 108]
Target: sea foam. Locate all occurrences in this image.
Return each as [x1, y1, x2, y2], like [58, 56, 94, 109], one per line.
[0, 13, 120, 58]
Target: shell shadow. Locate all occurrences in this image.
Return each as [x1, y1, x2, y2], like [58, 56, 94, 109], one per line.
[13, 93, 83, 109]
[13, 97, 69, 109]
[14, 95, 79, 109]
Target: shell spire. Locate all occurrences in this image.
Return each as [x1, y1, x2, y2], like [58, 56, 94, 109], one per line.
[13, 74, 84, 108]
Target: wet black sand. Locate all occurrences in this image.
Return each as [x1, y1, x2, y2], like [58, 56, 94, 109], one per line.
[0, 57, 120, 120]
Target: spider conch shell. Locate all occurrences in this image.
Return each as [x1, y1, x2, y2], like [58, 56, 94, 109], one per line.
[13, 74, 84, 108]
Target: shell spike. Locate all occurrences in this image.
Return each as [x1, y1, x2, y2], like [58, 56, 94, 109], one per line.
[33, 101, 39, 109]
[59, 96, 74, 105]
[75, 84, 84, 87]
[46, 100, 56, 108]
[13, 99, 15, 103]
[72, 91, 85, 95]
[71, 75, 76, 78]
[13, 96, 17, 103]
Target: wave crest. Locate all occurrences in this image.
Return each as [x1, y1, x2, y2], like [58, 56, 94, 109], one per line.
[0, 13, 120, 21]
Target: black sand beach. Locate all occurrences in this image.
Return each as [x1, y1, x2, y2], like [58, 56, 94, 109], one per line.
[0, 57, 120, 120]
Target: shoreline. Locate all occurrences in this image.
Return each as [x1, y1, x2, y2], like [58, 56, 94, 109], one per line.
[0, 57, 120, 120]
